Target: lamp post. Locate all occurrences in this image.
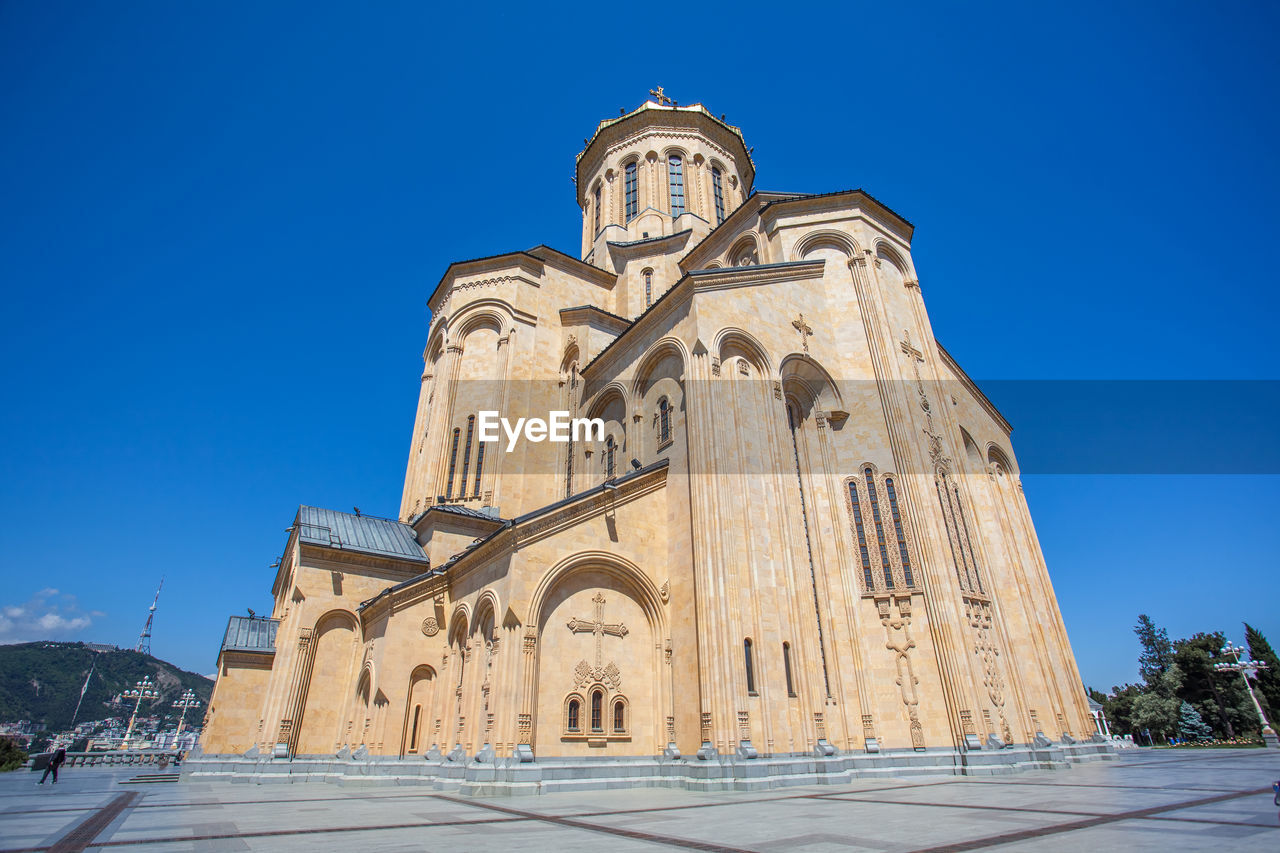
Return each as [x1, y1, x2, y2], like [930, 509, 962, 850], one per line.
[172, 689, 201, 736]
[1214, 640, 1277, 748]
[121, 676, 159, 750]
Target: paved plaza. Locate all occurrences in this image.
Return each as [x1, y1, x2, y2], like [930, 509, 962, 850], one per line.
[1, 749, 1277, 852]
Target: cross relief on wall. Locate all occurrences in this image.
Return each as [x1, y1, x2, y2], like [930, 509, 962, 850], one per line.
[568, 592, 627, 691]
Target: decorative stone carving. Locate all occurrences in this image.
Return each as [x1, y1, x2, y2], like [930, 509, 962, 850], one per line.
[421, 617, 440, 637]
[567, 593, 627, 690]
[659, 580, 670, 603]
[791, 314, 813, 353]
[879, 595, 925, 750]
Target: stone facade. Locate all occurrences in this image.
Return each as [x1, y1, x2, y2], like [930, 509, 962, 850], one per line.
[200, 98, 1098, 779]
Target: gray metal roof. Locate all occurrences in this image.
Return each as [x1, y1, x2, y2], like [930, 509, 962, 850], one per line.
[294, 505, 429, 563]
[221, 615, 278, 654]
[431, 504, 504, 521]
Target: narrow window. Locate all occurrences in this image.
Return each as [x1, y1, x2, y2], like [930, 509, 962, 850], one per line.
[783, 642, 796, 697]
[409, 705, 421, 751]
[668, 154, 684, 216]
[565, 441, 574, 498]
[567, 698, 580, 731]
[658, 397, 670, 443]
[865, 468, 894, 589]
[613, 700, 625, 732]
[644, 269, 653, 307]
[446, 428, 461, 499]
[849, 482, 874, 590]
[712, 167, 725, 224]
[593, 184, 602, 234]
[590, 690, 603, 731]
[744, 638, 757, 694]
[937, 478, 968, 590]
[473, 440, 485, 497]
[624, 162, 638, 220]
[885, 478, 914, 587]
[605, 436, 616, 479]
[460, 415, 475, 496]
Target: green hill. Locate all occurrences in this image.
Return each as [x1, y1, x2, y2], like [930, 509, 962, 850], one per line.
[0, 642, 213, 732]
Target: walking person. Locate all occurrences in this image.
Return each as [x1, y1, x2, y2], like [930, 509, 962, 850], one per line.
[38, 747, 66, 785]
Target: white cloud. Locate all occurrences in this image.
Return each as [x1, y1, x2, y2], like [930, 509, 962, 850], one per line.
[0, 590, 95, 644]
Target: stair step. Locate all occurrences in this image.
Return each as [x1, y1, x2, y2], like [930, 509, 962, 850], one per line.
[120, 773, 181, 784]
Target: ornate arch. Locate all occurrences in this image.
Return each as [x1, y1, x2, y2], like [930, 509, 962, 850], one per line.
[778, 353, 844, 414]
[793, 229, 861, 261]
[727, 231, 761, 266]
[527, 550, 666, 635]
[714, 327, 773, 377]
[629, 337, 689, 401]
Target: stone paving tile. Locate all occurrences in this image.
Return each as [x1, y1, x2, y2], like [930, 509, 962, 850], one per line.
[1, 748, 1277, 852]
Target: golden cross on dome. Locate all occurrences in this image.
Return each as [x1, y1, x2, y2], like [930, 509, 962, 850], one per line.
[649, 86, 673, 106]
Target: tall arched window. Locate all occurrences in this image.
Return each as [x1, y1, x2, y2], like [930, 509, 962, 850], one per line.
[783, 642, 796, 697]
[624, 161, 638, 220]
[885, 478, 914, 587]
[668, 154, 685, 216]
[865, 468, 894, 589]
[460, 415, 475, 496]
[567, 697, 580, 731]
[849, 482, 874, 589]
[605, 436, 616, 479]
[590, 690, 603, 731]
[446, 427, 461, 499]
[658, 397, 671, 444]
[613, 699, 625, 732]
[593, 184, 602, 234]
[712, 167, 725, 224]
[644, 269, 653, 308]
[744, 638, 757, 695]
[473, 438, 485, 497]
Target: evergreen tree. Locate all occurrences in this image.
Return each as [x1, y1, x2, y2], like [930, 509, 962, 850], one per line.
[1244, 623, 1279, 725]
[1177, 701, 1213, 741]
[1135, 614, 1173, 685]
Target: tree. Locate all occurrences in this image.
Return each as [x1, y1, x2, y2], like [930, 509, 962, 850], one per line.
[1135, 614, 1174, 685]
[0, 738, 27, 772]
[1173, 632, 1238, 738]
[1177, 701, 1213, 741]
[1131, 665, 1183, 742]
[1244, 623, 1280, 725]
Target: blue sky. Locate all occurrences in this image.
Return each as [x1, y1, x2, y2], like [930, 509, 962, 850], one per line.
[1, 1, 1276, 691]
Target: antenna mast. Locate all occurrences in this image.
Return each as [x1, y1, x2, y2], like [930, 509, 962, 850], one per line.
[135, 577, 163, 655]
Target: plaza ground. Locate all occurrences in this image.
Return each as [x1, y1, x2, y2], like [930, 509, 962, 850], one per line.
[1, 748, 1276, 851]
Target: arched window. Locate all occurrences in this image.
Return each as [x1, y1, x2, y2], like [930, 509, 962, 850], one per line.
[473, 437, 485, 497]
[712, 166, 725, 224]
[783, 642, 796, 697]
[605, 436, 617, 479]
[849, 482, 874, 590]
[613, 699, 625, 732]
[446, 428, 461, 499]
[658, 397, 671, 444]
[885, 478, 913, 587]
[624, 162, 638, 220]
[460, 415, 475, 496]
[865, 468, 894, 589]
[593, 184, 602, 234]
[590, 690, 603, 731]
[668, 154, 685, 216]
[644, 269, 653, 308]
[409, 704, 422, 751]
[744, 638, 757, 695]
[567, 697, 581, 732]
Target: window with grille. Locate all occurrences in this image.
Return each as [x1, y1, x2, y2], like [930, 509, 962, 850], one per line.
[624, 162, 638, 220]
[668, 155, 684, 216]
[712, 167, 725, 223]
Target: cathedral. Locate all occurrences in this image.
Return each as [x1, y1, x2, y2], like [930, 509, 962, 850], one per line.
[198, 93, 1109, 789]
